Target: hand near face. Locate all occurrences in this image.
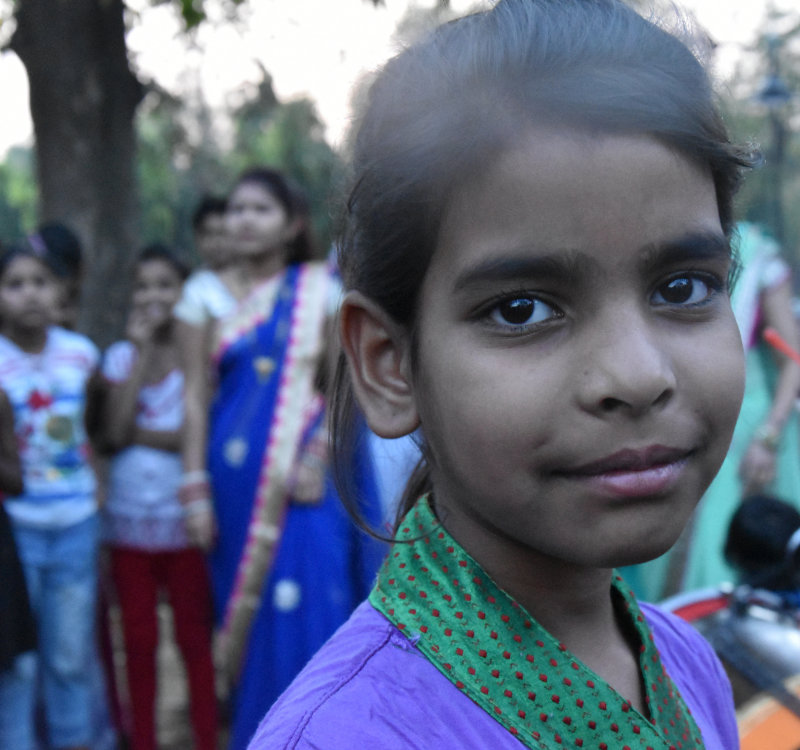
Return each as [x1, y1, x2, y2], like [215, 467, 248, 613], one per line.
[126, 306, 158, 348]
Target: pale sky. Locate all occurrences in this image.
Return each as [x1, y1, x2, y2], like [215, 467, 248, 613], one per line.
[0, 0, 794, 157]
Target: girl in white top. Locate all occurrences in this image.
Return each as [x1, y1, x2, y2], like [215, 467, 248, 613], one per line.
[101, 244, 218, 750]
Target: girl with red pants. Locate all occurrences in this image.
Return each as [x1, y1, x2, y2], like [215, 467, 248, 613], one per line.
[101, 244, 218, 750]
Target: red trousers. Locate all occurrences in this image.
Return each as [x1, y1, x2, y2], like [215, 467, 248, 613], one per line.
[110, 546, 218, 750]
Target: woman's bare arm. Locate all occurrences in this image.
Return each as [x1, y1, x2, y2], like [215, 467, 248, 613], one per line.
[740, 278, 800, 491]
[176, 317, 216, 549]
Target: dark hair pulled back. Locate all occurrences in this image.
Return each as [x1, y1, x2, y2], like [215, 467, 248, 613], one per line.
[332, 0, 752, 535]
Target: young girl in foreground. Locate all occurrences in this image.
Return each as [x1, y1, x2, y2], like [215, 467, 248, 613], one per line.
[101, 245, 217, 750]
[250, 1, 749, 747]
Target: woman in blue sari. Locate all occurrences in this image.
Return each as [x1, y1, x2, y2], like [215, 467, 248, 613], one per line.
[176, 168, 382, 750]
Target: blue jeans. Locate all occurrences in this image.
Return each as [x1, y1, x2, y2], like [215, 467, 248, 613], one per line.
[0, 514, 99, 749]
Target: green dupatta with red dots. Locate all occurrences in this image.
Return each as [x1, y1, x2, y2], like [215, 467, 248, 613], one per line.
[369, 497, 705, 750]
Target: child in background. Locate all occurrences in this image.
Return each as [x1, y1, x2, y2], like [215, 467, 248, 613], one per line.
[250, 1, 750, 747]
[193, 195, 230, 271]
[0, 239, 100, 750]
[101, 244, 217, 750]
[174, 194, 238, 331]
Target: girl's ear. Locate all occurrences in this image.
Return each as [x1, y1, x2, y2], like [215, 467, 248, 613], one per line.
[339, 291, 420, 439]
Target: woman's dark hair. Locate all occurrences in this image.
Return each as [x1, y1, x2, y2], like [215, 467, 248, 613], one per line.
[136, 242, 190, 281]
[232, 167, 317, 265]
[35, 222, 83, 280]
[331, 0, 753, 535]
[192, 195, 227, 231]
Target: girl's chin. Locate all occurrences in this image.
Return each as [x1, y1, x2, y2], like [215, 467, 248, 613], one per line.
[236, 239, 267, 252]
[19, 313, 49, 329]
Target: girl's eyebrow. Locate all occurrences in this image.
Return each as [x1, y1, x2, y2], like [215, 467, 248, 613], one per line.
[452, 231, 731, 293]
[452, 250, 591, 293]
[639, 231, 731, 271]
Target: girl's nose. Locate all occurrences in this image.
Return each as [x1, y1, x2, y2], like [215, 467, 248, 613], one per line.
[576, 310, 676, 417]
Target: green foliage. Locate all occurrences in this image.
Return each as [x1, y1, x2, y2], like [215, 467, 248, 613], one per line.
[0, 145, 37, 243]
[718, 11, 800, 267]
[135, 69, 344, 264]
[165, 0, 246, 29]
[136, 82, 229, 262]
[229, 74, 344, 255]
[179, 0, 205, 28]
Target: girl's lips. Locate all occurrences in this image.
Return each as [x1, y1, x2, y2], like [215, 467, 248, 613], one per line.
[555, 446, 692, 498]
[576, 458, 689, 498]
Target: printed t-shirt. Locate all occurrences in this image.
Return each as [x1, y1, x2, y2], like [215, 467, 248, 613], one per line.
[0, 327, 99, 529]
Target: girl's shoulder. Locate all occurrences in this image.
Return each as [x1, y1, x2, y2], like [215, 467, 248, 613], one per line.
[0, 333, 16, 355]
[48, 326, 100, 362]
[174, 268, 237, 326]
[249, 601, 514, 749]
[101, 340, 136, 383]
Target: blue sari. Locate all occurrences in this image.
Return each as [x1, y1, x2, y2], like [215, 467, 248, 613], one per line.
[207, 263, 383, 750]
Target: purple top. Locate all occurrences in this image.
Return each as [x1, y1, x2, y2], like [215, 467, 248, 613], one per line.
[249, 600, 739, 749]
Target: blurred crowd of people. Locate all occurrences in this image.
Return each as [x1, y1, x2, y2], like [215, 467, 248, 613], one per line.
[0, 166, 415, 750]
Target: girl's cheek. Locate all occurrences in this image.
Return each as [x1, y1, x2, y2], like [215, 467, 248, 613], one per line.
[51, 284, 66, 308]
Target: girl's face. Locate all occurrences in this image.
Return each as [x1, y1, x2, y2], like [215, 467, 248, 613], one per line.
[131, 258, 183, 330]
[195, 212, 229, 269]
[0, 255, 60, 332]
[409, 131, 744, 576]
[226, 181, 292, 259]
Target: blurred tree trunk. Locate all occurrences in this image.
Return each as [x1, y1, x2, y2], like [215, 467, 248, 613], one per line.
[11, 0, 143, 347]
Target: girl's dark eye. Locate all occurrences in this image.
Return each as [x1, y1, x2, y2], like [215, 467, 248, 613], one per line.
[652, 275, 716, 306]
[489, 296, 558, 328]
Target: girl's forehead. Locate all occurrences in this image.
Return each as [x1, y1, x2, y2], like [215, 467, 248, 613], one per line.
[4, 254, 52, 277]
[434, 131, 721, 275]
[230, 181, 278, 203]
[448, 131, 710, 221]
[137, 258, 181, 280]
[491, 129, 697, 186]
